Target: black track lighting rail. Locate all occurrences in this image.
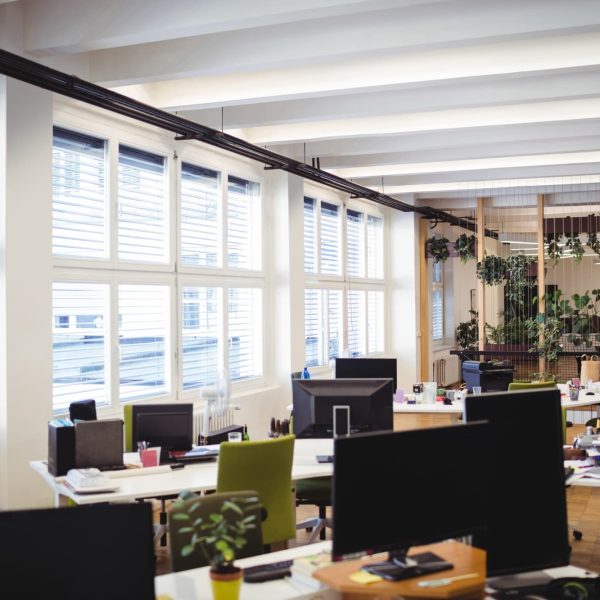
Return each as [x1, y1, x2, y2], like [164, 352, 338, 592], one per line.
[0, 48, 496, 238]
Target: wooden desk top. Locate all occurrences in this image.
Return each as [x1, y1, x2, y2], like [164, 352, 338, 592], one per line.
[313, 540, 486, 600]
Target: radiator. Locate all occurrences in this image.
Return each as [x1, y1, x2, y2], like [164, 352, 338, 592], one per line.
[433, 355, 460, 386]
[193, 405, 239, 441]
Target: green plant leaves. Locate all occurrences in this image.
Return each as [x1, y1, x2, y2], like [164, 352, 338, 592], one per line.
[426, 236, 450, 263]
[476, 255, 507, 286]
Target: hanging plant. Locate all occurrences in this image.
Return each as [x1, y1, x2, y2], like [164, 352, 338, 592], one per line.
[476, 255, 507, 286]
[565, 233, 584, 263]
[587, 231, 600, 259]
[425, 236, 450, 263]
[544, 233, 563, 265]
[453, 233, 476, 263]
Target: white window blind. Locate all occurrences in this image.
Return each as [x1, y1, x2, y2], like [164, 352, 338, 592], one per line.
[304, 197, 318, 273]
[119, 284, 170, 401]
[118, 145, 168, 263]
[181, 163, 220, 267]
[227, 176, 261, 270]
[367, 290, 385, 353]
[182, 286, 221, 390]
[347, 290, 367, 357]
[367, 215, 384, 279]
[52, 282, 109, 412]
[228, 288, 262, 381]
[320, 202, 341, 275]
[52, 128, 107, 259]
[304, 288, 343, 367]
[347, 209, 365, 277]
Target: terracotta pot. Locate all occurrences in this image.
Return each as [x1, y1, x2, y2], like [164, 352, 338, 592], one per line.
[209, 566, 243, 600]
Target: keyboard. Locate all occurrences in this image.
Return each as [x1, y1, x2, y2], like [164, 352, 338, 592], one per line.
[98, 464, 127, 472]
[243, 559, 293, 583]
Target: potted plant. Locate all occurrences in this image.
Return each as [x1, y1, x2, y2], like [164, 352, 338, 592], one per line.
[454, 233, 476, 263]
[476, 254, 507, 286]
[425, 235, 450, 263]
[170, 492, 261, 600]
[456, 309, 479, 349]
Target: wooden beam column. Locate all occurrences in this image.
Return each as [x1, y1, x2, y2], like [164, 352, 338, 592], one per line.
[537, 194, 546, 374]
[476, 197, 485, 350]
[419, 217, 430, 382]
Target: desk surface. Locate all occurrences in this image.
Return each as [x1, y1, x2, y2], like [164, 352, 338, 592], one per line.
[31, 438, 334, 506]
[393, 390, 600, 415]
[155, 540, 597, 600]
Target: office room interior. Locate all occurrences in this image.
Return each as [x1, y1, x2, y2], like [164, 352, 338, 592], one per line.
[2, 0, 600, 550]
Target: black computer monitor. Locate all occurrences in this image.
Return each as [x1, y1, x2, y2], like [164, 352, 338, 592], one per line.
[292, 378, 393, 438]
[335, 357, 397, 392]
[332, 421, 491, 580]
[132, 402, 194, 462]
[69, 398, 97, 421]
[464, 388, 570, 590]
[0, 503, 155, 600]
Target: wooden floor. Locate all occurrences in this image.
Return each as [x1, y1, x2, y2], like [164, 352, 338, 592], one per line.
[154, 417, 600, 576]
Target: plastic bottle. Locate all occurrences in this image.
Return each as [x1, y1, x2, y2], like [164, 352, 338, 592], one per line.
[301, 366, 311, 379]
[242, 425, 249, 441]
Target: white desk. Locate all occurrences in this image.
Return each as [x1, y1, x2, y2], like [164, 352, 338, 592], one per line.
[155, 539, 597, 600]
[393, 391, 600, 423]
[156, 541, 340, 600]
[31, 438, 334, 507]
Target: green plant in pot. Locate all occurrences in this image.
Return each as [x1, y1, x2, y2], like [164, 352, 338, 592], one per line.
[454, 233, 476, 263]
[426, 235, 450, 263]
[171, 492, 261, 600]
[476, 254, 507, 286]
[456, 309, 479, 349]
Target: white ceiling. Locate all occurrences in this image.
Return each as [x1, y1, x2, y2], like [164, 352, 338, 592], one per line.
[2, 0, 600, 214]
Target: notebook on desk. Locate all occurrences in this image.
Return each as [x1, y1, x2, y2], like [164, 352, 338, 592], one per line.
[169, 446, 219, 463]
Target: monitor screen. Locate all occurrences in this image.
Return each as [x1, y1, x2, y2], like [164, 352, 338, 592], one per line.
[292, 378, 393, 438]
[335, 357, 397, 392]
[0, 503, 155, 600]
[464, 388, 570, 582]
[132, 403, 194, 461]
[332, 422, 491, 579]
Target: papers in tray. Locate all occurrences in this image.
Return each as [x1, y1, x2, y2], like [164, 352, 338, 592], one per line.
[65, 468, 119, 494]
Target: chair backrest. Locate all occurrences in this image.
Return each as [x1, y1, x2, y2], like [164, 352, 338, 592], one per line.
[216, 435, 296, 546]
[507, 381, 557, 391]
[168, 490, 264, 572]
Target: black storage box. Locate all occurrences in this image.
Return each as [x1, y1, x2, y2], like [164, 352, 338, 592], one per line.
[48, 420, 76, 476]
[462, 360, 514, 392]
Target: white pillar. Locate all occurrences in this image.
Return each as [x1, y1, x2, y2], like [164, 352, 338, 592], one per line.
[0, 76, 53, 508]
[389, 210, 420, 391]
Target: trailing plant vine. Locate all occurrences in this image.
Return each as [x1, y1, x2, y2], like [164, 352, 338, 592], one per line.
[476, 254, 507, 286]
[587, 231, 600, 258]
[453, 233, 476, 263]
[545, 233, 563, 265]
[565, 233, 584, 263]
[425, 236, 450, 263]
[456, 309, 479, 349]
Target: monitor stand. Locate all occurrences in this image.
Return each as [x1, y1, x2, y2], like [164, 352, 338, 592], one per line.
[364, 549, 453, 581]
[486, 570, 553, 592]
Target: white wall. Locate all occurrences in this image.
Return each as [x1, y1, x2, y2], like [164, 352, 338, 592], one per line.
[0, 77, 54, 509]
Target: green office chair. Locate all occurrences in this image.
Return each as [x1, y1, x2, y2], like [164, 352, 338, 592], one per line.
[216, 435, 296, 549]
[168, 490, 264, 572]
[507, 381, 557, 391]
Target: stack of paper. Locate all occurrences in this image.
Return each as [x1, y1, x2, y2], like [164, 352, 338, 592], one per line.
[289, 550, 332, 590]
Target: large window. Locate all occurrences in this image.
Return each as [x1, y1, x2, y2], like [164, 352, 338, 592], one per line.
[303, 195, 386, 366]
[52, 126, 264, 412]
[432, 261, 444, 342]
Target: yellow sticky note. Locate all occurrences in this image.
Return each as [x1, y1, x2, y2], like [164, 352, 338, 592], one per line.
[156, 595, 173, 600]
[349, 570, 383, 584]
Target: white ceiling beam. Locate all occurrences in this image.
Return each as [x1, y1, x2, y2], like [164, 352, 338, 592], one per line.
[179, 68, 600, 129]
[23, 0, 417, 55]
[226, 98, 600, 145]
[111, 31, 600, 109]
